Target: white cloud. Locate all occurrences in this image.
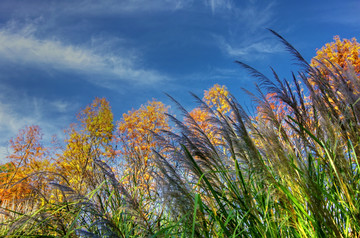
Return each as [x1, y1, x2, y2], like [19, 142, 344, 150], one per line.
[209, 1, 281, 59]
[0, 23, 169, 87]
[203, 0, 234, 14]
[50, 100, 74, 114]
[0, 97, 72, 140]
[0, 0, 192, 19]
[0, 85, 78, 163]
[216, 34, 284, 59]
[221, 39, 284, 57]
[234, 2, 276, 31]
[0, 0, 243, 19]
[59, 0, 193, 16]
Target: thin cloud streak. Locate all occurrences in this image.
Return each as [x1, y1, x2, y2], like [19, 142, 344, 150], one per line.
[65, 0, 238, 16]
[73, 0, 192, 14]
[0, 0, 192, 19]
[220, 38, 284, 57]
[234, 2, 276, 31]
[204, 0, 234, 14]
[0, 24, 169, 87]
[211, 1, 280, 59]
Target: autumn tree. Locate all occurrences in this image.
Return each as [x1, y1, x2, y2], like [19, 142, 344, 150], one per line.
[311, 36, 360, 77]
[252, 36, 360, 161]
[186, 84, 231, 146]
[0, 125, 50, 204]
[260, 36, 360, 122]
[203, 84, 231, 115]
[59, 97, 114, 193]
[116, 99, 170, 197]
[0, 162, 31, 204]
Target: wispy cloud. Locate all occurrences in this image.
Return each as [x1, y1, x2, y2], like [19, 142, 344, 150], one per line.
[0, 23, 169, 87]
[203, 0, 234, 14]
[0, 85, 77, 162]
[0, 0, 193, 19]
[74, 0, 192, 14]
[233, 2, 276, 31]
[0, 0, 245, 19]
[211, 1, 281, 59]
[218, 36, 284, 58]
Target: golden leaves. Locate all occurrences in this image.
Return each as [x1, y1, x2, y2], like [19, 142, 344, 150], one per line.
[78, 97, 114, 145]
[0, 162, 32, 202]
[311, 36, 360, 74]
[203, 84, 231, 115]
[186, 84, 231, 146]
[116, 99, 170, 193]
[1, 126, 50, 203]
[311, 36, 360, 95]
[59, 97, 114, 192]
[117, 99, 170, 159]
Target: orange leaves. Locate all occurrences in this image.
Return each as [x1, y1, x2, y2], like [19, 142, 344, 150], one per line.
[0, 162, 32, 202]
[252, 36, 360, 152]
[60, 97, 114, 191]
[8, 125, 46, 165]
[1, 126, 49, 203]
[255, 92, 290, 122]
[77, 97, 114, 145]
[310, 36, 360, 95]
[116, 100, 170, 193]
[117, 99, 170, 159]
[256, 36, 360, 127]
[189, 108, 210, 129]
[187, 107, 212, 134]
[311, 36, 360, 75]
[186, 84, 231, 146]
[203, 84, 231, 115]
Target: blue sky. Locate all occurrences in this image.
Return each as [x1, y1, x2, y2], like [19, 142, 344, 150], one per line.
[0, 0, 359, 161]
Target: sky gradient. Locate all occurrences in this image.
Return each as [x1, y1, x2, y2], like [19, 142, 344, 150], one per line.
[0, 0, 359, 161]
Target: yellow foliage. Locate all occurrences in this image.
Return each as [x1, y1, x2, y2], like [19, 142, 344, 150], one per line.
[311, 36, 360, 76]
[186, 84, 231, 146]
[311, 36, 360, 95]
[253, 36, 360, 154]
[117, 99, 170, 193]
[0, 126, 51, 204]
[117, 100, 170, 160]
[203, 84, 231, 115]
[59, 97, 114, 193]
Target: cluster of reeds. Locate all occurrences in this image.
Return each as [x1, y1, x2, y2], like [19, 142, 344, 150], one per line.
[1, 31, 360, 237]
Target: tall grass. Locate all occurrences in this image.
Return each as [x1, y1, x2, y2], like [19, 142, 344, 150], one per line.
[2, 31, 360, 237]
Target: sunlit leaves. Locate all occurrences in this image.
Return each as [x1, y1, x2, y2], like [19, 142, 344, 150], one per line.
[117, 100, 170, 192]
[2, 33, 360, 237]
[60, 97, 114, 192]
[203, 84, 231, 115]
[186, 84, 231, 146]
[310, 36, 360, 98]
[78, 97, 114, 145]
[118, 100, 170, 158]
[0, 126, 49, 203]
[311, 36, 360, 76]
